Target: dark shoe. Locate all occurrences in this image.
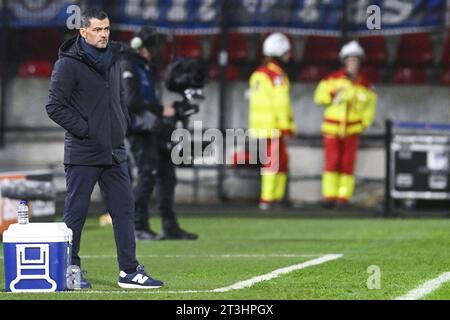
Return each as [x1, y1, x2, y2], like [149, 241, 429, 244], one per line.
[118, 265, 164, 289]
[67, 265, 92, 290]
[335, 200, 351, 210]
[157, 228, 198, 240]
[135, 229, 158, 240]
[277, 201, 293, 209]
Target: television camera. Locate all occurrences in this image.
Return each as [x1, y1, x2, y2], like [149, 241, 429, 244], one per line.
[164, 57, 207, 124]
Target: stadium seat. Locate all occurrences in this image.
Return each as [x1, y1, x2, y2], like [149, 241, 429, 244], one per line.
[210, 33, 249, 63]
[395, 33, 434, 65]
[162, 35, 203, 64]
[161, 37, 172, 64]
[116, 30, 134, 43]
[302, 36, 339, 64]
[24, 28, 61, 62]
[357, 36, 387, 66]
[360, 66, 380, 84]
[298, 64, 332, 83]
[172, 35, 203, 59]
[439, 67, 450, 85]
[209, 64, 240, 81]
[18, 60, 53, 78]
[391, 67, 427, 85]
[159, 66, 167, 80]
[6, 31, 21, 65]
[441, 35, 450, 66]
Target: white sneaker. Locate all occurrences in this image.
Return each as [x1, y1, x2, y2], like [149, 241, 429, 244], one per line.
[259, 202, 272, 211]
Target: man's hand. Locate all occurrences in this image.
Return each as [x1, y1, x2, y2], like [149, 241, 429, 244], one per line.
[332, 86, 355, 105]
[163, 104, 176, 118]
[332, 88, 344, 105]
[280, 129, 294, 139]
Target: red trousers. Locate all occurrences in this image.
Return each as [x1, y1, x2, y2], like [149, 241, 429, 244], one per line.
[324, 135, 359, 174]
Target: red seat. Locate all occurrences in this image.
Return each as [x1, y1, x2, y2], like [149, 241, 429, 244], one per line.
[162, 37, 172, 63]
[159, 65, 168, 80]
[395, 33, 434, 65]
[441, 35, 450, 66]
[162, 35, 203, 63]
[173, 35, 203, 59]
[360, 66, 380, 84]
[439, 67, 450, 85]
[358, 36, 387, 66]
[298, 65, 332, 83]
[391, 67, 427, 84]
[302, 36, 339, 64]
[24, 28, 60, 62]
[211, 33, 249, 63]
[116, 31, 134, 43]
[209, 64, 240, 81]
[18, 60, 53, 78]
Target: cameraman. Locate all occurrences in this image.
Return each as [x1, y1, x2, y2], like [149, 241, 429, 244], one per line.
[120, 26, 198, 240]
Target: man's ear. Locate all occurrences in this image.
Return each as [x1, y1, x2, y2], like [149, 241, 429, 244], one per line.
[79, 28, 87, 39]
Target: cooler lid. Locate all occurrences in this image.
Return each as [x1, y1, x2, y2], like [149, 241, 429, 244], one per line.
[3, 223, 73, 243]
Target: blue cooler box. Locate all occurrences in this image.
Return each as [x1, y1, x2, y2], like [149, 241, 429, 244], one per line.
[3, 223, 72, 292]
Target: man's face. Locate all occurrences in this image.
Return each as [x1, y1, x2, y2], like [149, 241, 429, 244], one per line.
[139, 47, 152, 62]
[80, 18, 110, 49]
[280, 51, 291, 63]
[344, 56, 361, 77]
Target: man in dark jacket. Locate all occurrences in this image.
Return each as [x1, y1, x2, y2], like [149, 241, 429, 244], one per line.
[120, 27, 198, 241]
[45, 8, 163, 289]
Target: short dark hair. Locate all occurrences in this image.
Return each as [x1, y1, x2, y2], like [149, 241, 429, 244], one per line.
[80, 8, 109, 28]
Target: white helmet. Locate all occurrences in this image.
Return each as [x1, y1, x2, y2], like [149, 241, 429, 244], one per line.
[339, 40, 365, 60]
[263, 32, 291, 57]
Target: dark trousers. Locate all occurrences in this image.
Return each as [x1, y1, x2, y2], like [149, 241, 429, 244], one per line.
[63, 162, 139, 271]
[128, 133, 178, 232]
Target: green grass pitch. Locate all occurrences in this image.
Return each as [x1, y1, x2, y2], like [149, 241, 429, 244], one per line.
[1, 215, 450, 300]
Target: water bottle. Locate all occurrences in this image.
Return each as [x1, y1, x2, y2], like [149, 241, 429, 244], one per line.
[17, 200, 29, 224]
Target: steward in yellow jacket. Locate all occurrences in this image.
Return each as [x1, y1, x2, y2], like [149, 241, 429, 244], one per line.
[314, 40, 377, 205]
[248, 32, 296, 210]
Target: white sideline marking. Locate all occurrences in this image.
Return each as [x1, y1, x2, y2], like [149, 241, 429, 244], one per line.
[395, 272, 450, 300]
[212, 254, 343, 292]
[41, 253, 342, 295]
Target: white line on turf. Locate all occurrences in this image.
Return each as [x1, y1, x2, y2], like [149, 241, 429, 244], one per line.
[395, 272, 450, 300]
[48, 253, 343, 294]
[212, 254, 343, 292]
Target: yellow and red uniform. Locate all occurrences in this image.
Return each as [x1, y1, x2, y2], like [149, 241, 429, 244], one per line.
[248, 61, 296, 204]
[314, 68, 377, 202]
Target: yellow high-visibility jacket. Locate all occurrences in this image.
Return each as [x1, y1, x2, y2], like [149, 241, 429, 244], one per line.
[248, 61, 296, 138]
[314, 69, 377, 137]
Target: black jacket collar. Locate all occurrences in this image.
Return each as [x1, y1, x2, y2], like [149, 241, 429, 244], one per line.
[59, 35, 122, 70]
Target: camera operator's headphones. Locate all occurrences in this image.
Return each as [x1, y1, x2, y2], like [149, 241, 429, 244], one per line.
[130, 26, 160, 52]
